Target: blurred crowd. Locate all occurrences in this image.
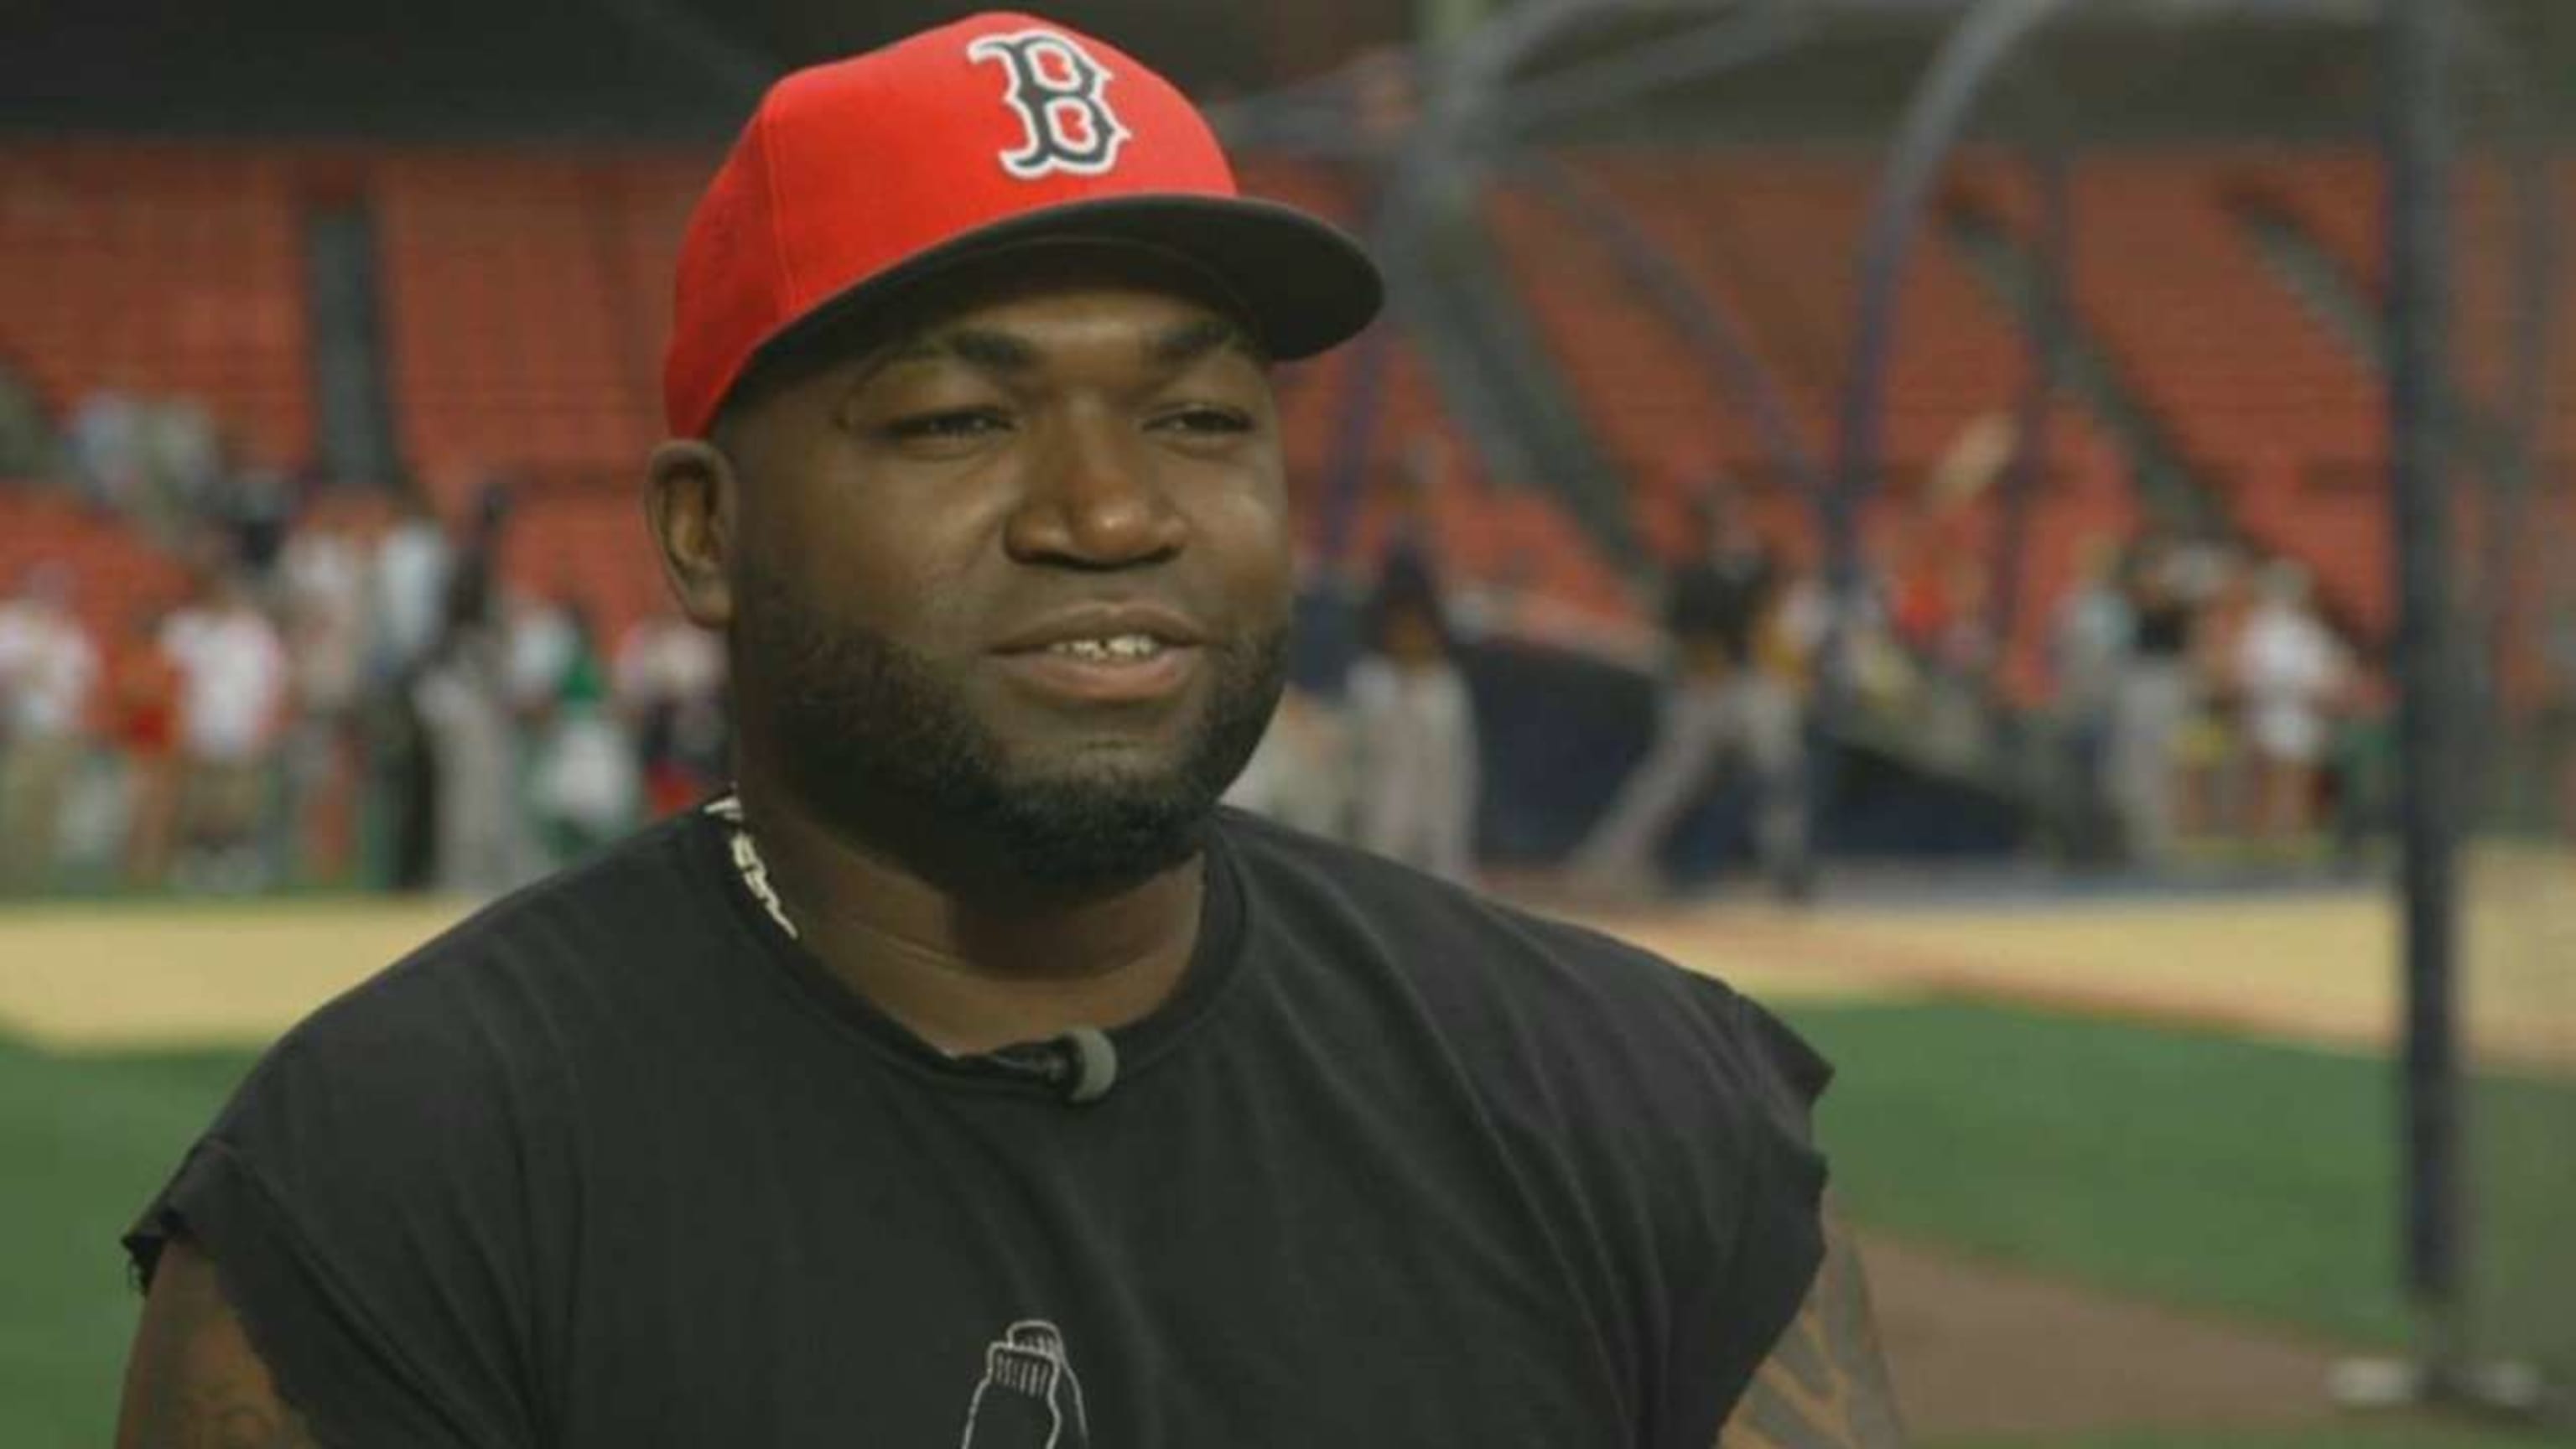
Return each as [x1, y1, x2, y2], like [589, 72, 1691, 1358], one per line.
[2044, 532, 2371, 868]
[0, 382, 2386, 901]
[1228, 469, 2377, 895]
[0, 387, 729, 898]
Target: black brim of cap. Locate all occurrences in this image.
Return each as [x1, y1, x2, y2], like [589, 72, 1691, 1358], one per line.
[747, 193, 1384, 386]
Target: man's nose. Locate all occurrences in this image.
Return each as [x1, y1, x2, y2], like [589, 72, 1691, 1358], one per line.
[1002, 413, 1188, 569]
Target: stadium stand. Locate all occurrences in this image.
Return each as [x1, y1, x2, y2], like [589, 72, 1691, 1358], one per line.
[1494, 148, 2134, 699]
[2049, 153, 2385, 468]
[8, 138, 2503, 665]
[1951, 150, 2419, 639]
[0, 144, 310, 466]
[374, 150, 664, 484]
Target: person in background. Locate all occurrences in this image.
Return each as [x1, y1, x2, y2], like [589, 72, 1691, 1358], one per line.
[2177, 551, 2251, 840]
[2050, 533, 2133, 860]
[277, 519, 371, 884]
[0, 564, 100, 893]
[1346, 570, 1478, 883]
[527, 604, 637, 867]
[143, 398, 225, 529]
[413, 483, 523, 896]
[1220, 680, 1350, 838]
[0, 364, 57, 479]
[65, 380, 148, 517]
[370, 483, 451, 890]
[1576, 496, 1810, 900]
[162, 567, 289, 892]
[505, 590, 580, 727]
[112, 605, 184, 887]
[615, 602, 729, 818]
[220, 448, 299, 579]
[2235, 558, 2345, 842]
[2109, 538, 2196, 865]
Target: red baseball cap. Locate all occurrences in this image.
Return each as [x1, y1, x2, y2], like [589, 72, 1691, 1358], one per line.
[664, 10, 1384, 439]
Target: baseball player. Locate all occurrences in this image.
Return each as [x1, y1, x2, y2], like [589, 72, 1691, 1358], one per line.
[115, 13, 1900, 1447]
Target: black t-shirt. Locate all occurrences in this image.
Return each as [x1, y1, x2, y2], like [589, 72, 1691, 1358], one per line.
[2133, 598, 2194, 660]
[1665, 549, 1777, 666]
[127, 803, 1832, 1448]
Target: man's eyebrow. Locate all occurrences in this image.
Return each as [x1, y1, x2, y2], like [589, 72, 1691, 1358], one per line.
[866, 327, 1041, 377]
[854, 316, 1259, 382]
[1150, 316, 1263, 368]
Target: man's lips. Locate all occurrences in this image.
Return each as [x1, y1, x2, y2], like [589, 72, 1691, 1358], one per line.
[988, 641, 1203, 706]
[988, 602, 1211, 706]
[989, 601, 1208, 656]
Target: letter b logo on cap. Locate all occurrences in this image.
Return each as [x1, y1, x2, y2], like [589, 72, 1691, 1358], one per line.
[969, 29, 1133, 179]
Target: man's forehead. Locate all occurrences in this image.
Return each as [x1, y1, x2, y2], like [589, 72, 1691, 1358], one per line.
[875, 263, 1261, 361]
[713, 247, 1266, 438]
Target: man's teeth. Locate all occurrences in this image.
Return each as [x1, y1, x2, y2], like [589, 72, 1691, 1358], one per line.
[1047, 634, 1165, 661]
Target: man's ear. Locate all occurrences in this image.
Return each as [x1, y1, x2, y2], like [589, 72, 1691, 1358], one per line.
[646, 439, 738, 630]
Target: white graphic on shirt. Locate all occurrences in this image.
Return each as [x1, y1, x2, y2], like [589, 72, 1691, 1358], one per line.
[959, 1320, 1091, 1449]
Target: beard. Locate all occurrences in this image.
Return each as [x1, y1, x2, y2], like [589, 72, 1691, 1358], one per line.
[735, 569, 1285, 898]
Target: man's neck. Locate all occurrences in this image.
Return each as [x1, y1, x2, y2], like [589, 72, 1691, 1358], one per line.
[727, 777, 1206, 1057]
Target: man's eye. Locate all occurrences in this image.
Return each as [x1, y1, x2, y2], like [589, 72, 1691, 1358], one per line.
[1152, 406, 1253, 434]
[885, 409, 1008, 442]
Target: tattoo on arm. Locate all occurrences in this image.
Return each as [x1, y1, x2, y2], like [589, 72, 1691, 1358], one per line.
[117, 1237, 324, 1449]
[1716, 1203, 1908, 1449]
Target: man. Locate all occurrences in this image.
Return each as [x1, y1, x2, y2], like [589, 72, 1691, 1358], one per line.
[0, 564, 100, 892]
[1347, 566, 1479, 883]
[1576, 496, 1811, 901]
[277, 519, 370, 883]
[117, 14, 1900, 1447]
[2232, 558, 2344, 842]
[370, 481, 453, 890]
[2109, 538, 2196, 865]
[158, 564, 288, 892]
[413, 482, 527, 896]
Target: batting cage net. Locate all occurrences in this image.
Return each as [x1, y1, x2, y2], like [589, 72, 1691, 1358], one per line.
[1317, 0, 2576, 1417]
[2445, 1, 2576, 1409]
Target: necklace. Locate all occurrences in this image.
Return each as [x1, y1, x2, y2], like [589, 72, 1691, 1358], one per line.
[705, 792, 800, 940]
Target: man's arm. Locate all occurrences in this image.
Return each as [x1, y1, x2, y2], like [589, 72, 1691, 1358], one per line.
[1716, 1201, 1907, 1449]
[117, 1236, 321, 1449]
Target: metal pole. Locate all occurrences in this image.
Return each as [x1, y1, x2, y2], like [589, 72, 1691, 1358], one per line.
[1986, 140, 2065, 693]
[1501, 1, 1815, 137]
[2384, 0, 2466, 1392]
[1827, 0, 2074, 704]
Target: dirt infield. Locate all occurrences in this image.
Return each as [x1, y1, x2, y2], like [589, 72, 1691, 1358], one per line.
[1555, 890, 2401, 1047]
[1863, 1233, 2341, 1438]
[0, 897, 463, 1049]
[0, 877, 2455, 1055]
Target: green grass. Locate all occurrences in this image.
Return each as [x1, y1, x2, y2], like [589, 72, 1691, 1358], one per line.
[1779, 1000, 2413, 1348]
[2469, 1064, 2576, 1392]
[1928, 1424, 2566, 1449]
[0, 1036, 257, 1448]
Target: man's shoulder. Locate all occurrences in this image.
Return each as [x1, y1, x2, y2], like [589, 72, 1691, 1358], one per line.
[1215, 810, 1829, 1223]
[1215, 809, 1752, 1049]
[270, 812, 723, 1073]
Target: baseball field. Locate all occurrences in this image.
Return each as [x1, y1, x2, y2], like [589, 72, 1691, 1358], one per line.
[5, 865, 2568, 1447]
